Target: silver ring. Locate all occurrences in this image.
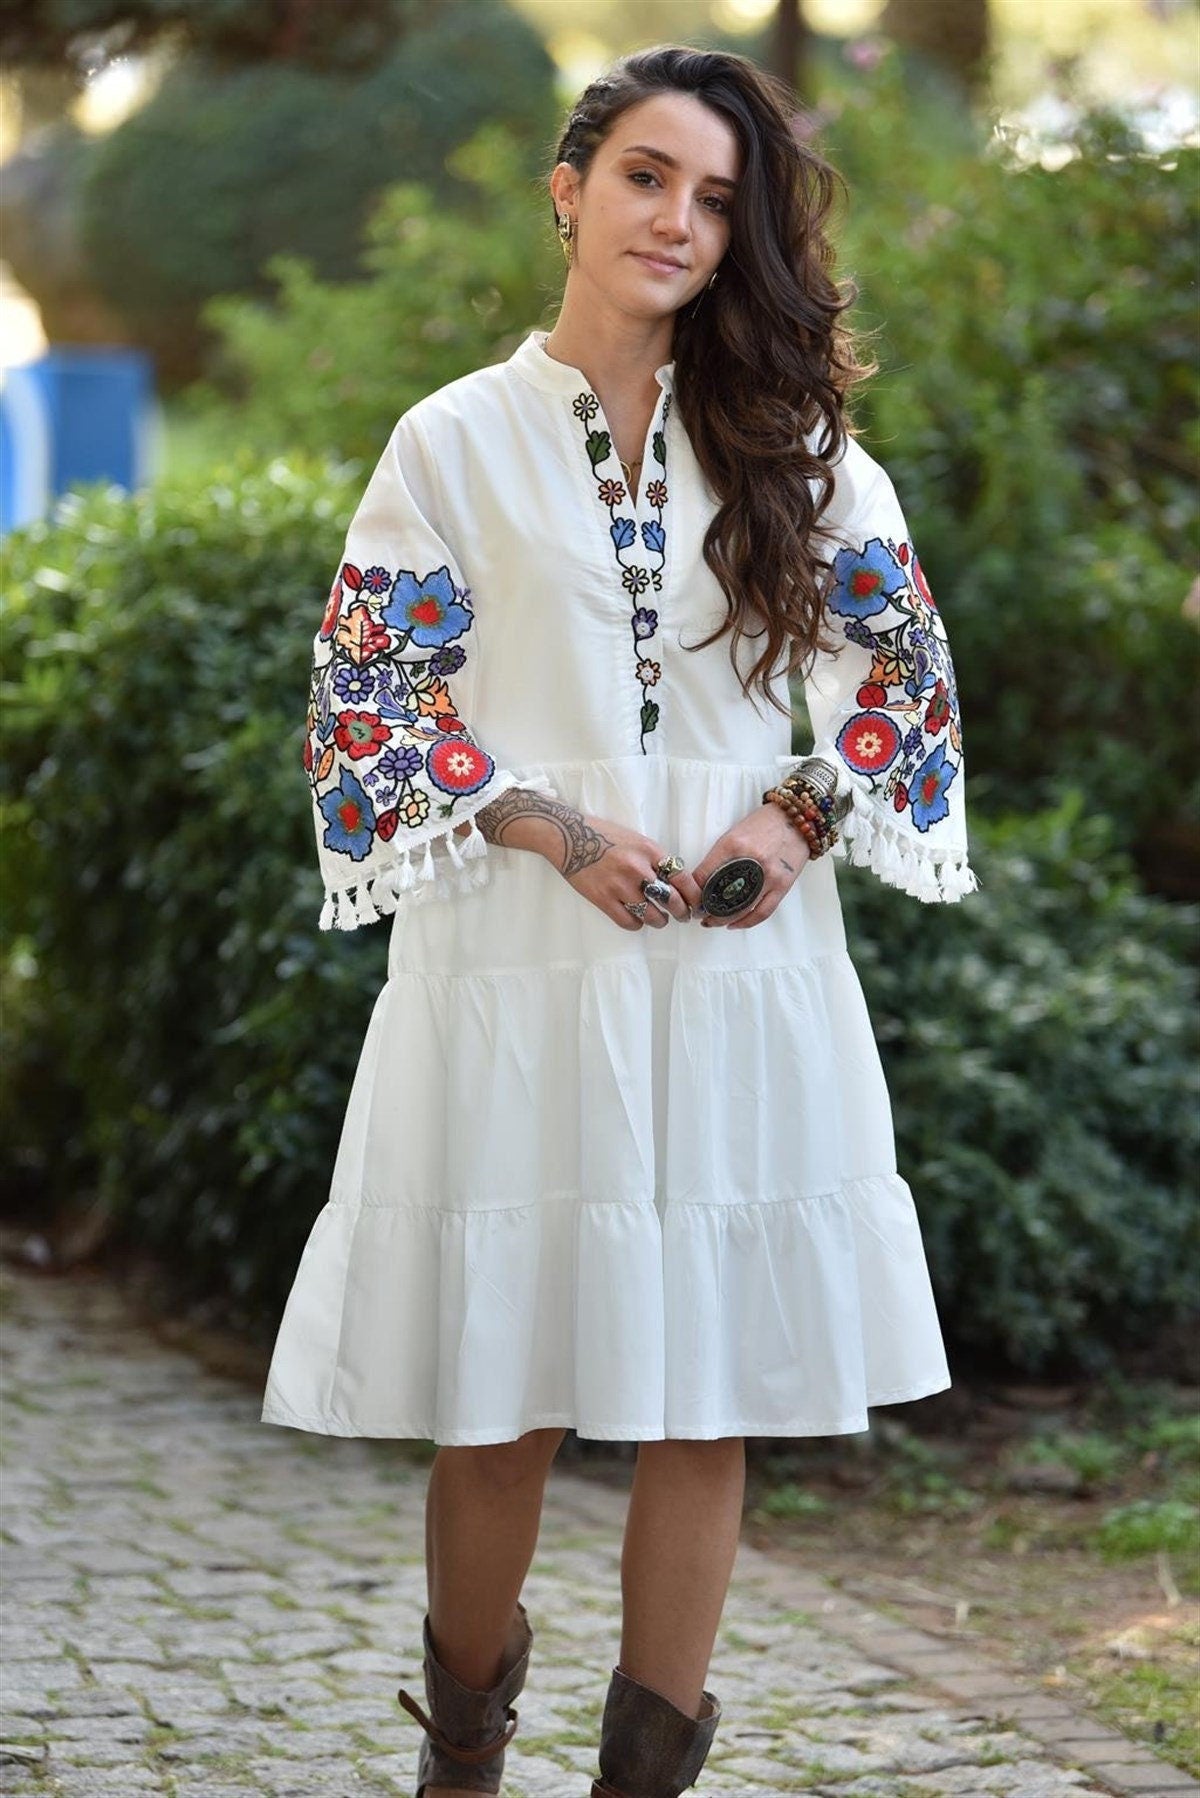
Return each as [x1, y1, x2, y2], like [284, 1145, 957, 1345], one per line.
[623, 900, 648, 921]
[641, 877, 675, 905]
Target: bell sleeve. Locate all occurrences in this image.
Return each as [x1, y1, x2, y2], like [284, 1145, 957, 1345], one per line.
[779, 442, 980, 903]
[304, 409, 557, 931]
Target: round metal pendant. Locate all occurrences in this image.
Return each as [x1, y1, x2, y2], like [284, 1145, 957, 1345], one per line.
[699, 857, 765, 918]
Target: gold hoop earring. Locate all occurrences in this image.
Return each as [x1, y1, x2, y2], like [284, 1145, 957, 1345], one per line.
[557, 213, 575, 267]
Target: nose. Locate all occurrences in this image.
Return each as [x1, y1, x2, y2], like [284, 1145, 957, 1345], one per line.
[652, 195, 692, 243]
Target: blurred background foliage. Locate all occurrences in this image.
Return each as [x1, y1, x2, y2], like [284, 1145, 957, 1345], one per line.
[1, 0, 1198, 1377]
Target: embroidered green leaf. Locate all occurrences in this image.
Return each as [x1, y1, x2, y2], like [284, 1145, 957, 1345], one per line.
[585, 429, 612, 469]
[652, 429, 666, 465]
[641, 700, 660, 735]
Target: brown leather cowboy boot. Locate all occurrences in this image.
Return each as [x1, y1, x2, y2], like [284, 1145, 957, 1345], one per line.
[397, 1602, 533, 1796]
[589, 1664, 722, 1798]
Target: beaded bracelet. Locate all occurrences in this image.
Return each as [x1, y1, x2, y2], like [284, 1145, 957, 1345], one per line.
[763, 782, 840, 858]
[762, 758, 851, 859]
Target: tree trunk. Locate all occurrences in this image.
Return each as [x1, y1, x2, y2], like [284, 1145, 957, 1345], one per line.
[880, 0, 992, 98]
[770, 0, 814, 105]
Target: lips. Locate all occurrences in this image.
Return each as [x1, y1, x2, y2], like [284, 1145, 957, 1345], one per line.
[632, 252, 686, 273]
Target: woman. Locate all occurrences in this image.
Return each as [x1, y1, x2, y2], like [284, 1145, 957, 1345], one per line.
[260, 42, 978, 1798]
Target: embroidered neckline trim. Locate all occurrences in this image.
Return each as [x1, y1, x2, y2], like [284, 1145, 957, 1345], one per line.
[569, 385, 673, 753]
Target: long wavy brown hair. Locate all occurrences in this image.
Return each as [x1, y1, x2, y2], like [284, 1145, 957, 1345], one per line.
[547, 44, 879, 718]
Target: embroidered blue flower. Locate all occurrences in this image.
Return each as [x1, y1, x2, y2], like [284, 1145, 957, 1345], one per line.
[318, 768, 376, 861]
[908, 742, 957, 832]
[379, 744, 423, 782]
[383, 566, 474, 649]
[829, 539, 909, 619]
[332, 663, 379, 704]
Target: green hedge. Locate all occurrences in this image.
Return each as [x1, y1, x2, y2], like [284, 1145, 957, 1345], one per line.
[3, 467, 1196, 1372]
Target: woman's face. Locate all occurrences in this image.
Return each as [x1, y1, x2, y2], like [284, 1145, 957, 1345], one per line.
[554, 91, 740, 320]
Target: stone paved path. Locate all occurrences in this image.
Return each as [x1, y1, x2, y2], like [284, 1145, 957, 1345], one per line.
[1, 1262, 1194, 1798]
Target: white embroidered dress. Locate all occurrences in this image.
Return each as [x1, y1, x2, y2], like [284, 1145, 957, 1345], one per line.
[260, 328, 979, 1446]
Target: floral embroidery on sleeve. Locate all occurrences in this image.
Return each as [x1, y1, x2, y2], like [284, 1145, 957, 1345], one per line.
[306, 559, 496, 866]
[571, 388, 673, 752]
[825, 534, 963, 834]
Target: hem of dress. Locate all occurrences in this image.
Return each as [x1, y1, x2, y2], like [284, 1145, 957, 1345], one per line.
[258, 1374, 952, 1446]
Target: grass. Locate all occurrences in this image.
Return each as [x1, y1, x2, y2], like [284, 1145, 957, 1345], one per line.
[742, 1377, 1200, 1778]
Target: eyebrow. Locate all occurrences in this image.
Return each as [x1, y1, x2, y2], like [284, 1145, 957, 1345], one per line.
[617, 144, 738, 191]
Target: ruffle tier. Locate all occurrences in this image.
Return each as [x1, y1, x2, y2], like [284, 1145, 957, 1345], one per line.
[261, 935, 951, 1444]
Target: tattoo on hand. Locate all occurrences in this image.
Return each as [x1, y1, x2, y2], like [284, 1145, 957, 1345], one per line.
[476, 789, 613, 876]
[780, 857, 797, 874]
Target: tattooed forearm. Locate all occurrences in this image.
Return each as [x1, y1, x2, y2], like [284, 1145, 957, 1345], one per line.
[475, 788, 614, 876]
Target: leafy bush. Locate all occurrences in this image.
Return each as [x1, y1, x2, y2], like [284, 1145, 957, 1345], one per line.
[193, 125, 557, 463]
[2, 466, 1196, 1372]
[76, 0, 558, 382]
[838, 787, 1199, 1377]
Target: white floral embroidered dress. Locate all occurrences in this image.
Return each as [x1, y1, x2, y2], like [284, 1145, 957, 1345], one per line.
[259, 327, 979, 1446]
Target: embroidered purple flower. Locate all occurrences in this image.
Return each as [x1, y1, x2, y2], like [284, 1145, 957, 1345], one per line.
[429, 643, 466, 678]
[903, 725, 924, 755]
[632, 607, 658, 641]
[332, 663, 379, 704]
[319, 768, 376, 861]
[379, 744, 423, 782]
[844, 618, 877, 648]
[361, 566, 393, 595]
[908, 742, 957, 832]
[829, 538, 908, 619]
[383, 566, 474, 649]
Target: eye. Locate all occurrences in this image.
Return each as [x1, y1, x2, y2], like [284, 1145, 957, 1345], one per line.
[628, 170, 730, 215]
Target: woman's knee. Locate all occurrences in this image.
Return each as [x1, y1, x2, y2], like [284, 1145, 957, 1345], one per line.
[445, 1425, 566, 1492]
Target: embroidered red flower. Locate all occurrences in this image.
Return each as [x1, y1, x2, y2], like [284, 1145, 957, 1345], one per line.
[334, 710, 390, 760]
[426, 738, 495, 797]
[836, 710, 902, 776]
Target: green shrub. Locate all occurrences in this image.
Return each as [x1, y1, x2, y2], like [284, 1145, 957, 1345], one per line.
[77, 1, 558, 382]
[838, 787, 1200, 1377]
[2, 467, 1196, 1368]
[193, 124, 557, 463]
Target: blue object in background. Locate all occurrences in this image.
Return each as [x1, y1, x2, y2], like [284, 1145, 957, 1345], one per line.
[0, 347, 156, 534]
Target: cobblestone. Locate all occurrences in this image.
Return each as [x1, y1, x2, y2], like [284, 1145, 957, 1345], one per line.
[2, 1263, 1194, 1798]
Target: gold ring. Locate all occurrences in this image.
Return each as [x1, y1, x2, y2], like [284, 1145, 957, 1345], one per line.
[656, 855, 685, 879]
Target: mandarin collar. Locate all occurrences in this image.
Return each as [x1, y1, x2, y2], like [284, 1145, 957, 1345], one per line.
[508, 328, 675, 398]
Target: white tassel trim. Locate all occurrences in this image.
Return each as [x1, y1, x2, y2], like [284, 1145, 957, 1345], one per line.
[318, 776, 558, 932]
[775, 756, 979, 905]
[838, 779, 980, 904]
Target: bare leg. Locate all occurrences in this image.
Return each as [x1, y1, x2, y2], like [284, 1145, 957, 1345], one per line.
[618, 1437, 746, 1716]
[422, 1426, 565, 1798]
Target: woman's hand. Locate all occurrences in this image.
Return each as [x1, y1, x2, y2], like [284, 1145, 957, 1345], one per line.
[692, 803, 811, 929]
[472, 789, 698, 931]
